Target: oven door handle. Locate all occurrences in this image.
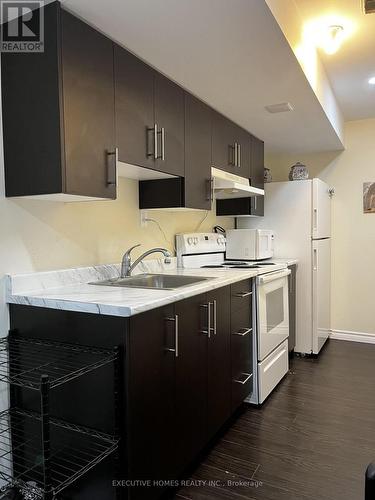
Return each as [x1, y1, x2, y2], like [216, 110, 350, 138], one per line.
[257, 269, 291, 284]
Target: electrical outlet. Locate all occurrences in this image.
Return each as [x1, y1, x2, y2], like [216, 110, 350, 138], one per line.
[140, 211, 148, 227]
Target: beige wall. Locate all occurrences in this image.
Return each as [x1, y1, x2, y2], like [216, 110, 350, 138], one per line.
[266, 118, 375, 336]
[0, 158, 234, 336]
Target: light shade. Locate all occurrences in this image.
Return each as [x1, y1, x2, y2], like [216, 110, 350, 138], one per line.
[369, 77, 375, 85]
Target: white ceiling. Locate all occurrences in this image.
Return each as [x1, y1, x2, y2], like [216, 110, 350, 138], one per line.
[295, 0, 375, 121]
[61, 0, 344, 154]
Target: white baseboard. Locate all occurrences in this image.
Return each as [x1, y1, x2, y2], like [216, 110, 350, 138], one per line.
[330, 329, 375, 345]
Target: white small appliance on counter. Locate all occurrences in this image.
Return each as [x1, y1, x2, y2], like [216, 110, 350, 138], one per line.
[175, 232, 290, 405]
[226, 229, 274, 261]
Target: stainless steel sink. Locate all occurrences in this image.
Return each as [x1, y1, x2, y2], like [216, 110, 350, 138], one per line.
[89, 274, 212, 290]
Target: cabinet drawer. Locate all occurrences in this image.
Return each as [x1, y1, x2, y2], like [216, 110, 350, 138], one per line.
[231, 304, 252, 336]
[231, 280, 253, 312]
[258, 339, 288, 404]
[231, 327, 253, 411]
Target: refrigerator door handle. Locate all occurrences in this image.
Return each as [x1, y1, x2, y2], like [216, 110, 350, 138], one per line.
[313, 248, 318, 271]
[313, 208, 318, 232]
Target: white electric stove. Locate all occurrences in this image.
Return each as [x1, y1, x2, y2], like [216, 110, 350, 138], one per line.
[176, 232, 290, 405]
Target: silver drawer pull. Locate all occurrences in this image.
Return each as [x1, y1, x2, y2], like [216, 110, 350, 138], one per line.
[212, 299, 217, 335]
[165, 315, 179, 357]
[200, 303, 211, 338]
[234, 373, 252, 385]
[232, 328, 252, 337]
[234, 291, 252, 298]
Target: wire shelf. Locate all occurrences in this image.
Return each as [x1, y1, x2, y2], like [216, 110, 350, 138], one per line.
[0, 336, 117, 390]
[0, 407, 119, 498]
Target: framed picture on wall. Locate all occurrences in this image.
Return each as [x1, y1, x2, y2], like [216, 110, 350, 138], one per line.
[363, 182, 375, 213]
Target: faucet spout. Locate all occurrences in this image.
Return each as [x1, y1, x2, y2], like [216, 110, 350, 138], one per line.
[120, 246, 171, 278]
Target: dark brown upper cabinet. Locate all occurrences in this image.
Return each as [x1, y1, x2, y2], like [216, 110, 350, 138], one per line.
[216, 194, 264, 217]
[114, 47, 184, 177]
[114, 46, 155, 171]
[154, 74, 185, 176]
[1, 2, 117, 200]
[184, 94, 212, 210]
[251, 135, 265, 190]
[212, 110, 251, 179]
[139, 93, 212, 210]
[216, 134, 265, 217]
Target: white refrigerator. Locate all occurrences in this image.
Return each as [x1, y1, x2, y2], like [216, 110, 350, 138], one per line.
[237, 179, 332, 355]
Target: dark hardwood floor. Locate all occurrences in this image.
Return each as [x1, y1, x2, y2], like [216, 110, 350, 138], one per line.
[174, 340, 375, 500]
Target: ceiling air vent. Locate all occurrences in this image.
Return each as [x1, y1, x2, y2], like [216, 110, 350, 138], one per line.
[364, 0, 375, 13]
[265, 102, 294, 114]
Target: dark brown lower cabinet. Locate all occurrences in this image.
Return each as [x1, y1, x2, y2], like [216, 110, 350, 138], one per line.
[207, 287, 232, 438]
[230, 280, 254, 410]
[9, 281, 253, 500]
[127, 305, 176, 500]
[174, 294, 208, 474]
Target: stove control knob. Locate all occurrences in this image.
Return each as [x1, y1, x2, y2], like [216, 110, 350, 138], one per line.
[187, 237, 193, 245]
[193, 237, 198, 245]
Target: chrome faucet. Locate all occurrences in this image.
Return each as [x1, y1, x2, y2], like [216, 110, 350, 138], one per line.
[120, 244, 171, 278]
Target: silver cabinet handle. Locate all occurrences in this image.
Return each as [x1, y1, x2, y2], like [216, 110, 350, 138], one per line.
[234, 291, 252, 298]
[229, 143, 236, 166]
[106, 147, 118, 186]
[165, 315, 179, 357]
[154, 124, 158, 159]
[200, 303, 211, 338]
[237, 143, 241, 168]
[161, 127, 165, 161]
[234, 372, 252, 385]
[147, 124, 158, 159]
[232, 327, 252, 337]
[234, 142, 238, 167]
[206, 178, 214, 203]
[156, 126, 165, 160]
[212, 299, 217, 335]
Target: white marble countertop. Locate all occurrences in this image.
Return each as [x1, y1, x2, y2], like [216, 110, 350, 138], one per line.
[6, 258, 298, 318]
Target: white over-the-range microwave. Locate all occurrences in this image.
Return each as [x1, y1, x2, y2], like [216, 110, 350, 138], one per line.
[225, 229, 274, 261]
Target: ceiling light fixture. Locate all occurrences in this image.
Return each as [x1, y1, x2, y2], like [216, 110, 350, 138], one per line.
[369, 77, 375, 85]
[301, 16, 355, 57]
[323, 25, 345, 55]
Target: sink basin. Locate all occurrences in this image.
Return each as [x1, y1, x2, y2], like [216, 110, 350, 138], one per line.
[89, 274, 212, 290]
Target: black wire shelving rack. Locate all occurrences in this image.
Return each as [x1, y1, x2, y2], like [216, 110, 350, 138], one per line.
[0, 332, 122, 500]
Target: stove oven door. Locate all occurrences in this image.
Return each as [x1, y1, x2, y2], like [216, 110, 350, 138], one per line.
[256, 269, 290, 361]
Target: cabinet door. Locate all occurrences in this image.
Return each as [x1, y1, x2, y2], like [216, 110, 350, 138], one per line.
[174, 294, 208, 474]
[207, 287, 231, 438]
[61, 10, 116, 199]
[235, 126, 251, 179]
[288, 265, 297, 352]
[212, 111, 236, 173]
[114, 46, 155, 170]
[251, 195, 264, 216]
[128, 305, 176, 499]
[184, 94, 212, 210]
[154, 73, 185, 176]
[251, 135, 265, 189]
[231, 280, 254, 410]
